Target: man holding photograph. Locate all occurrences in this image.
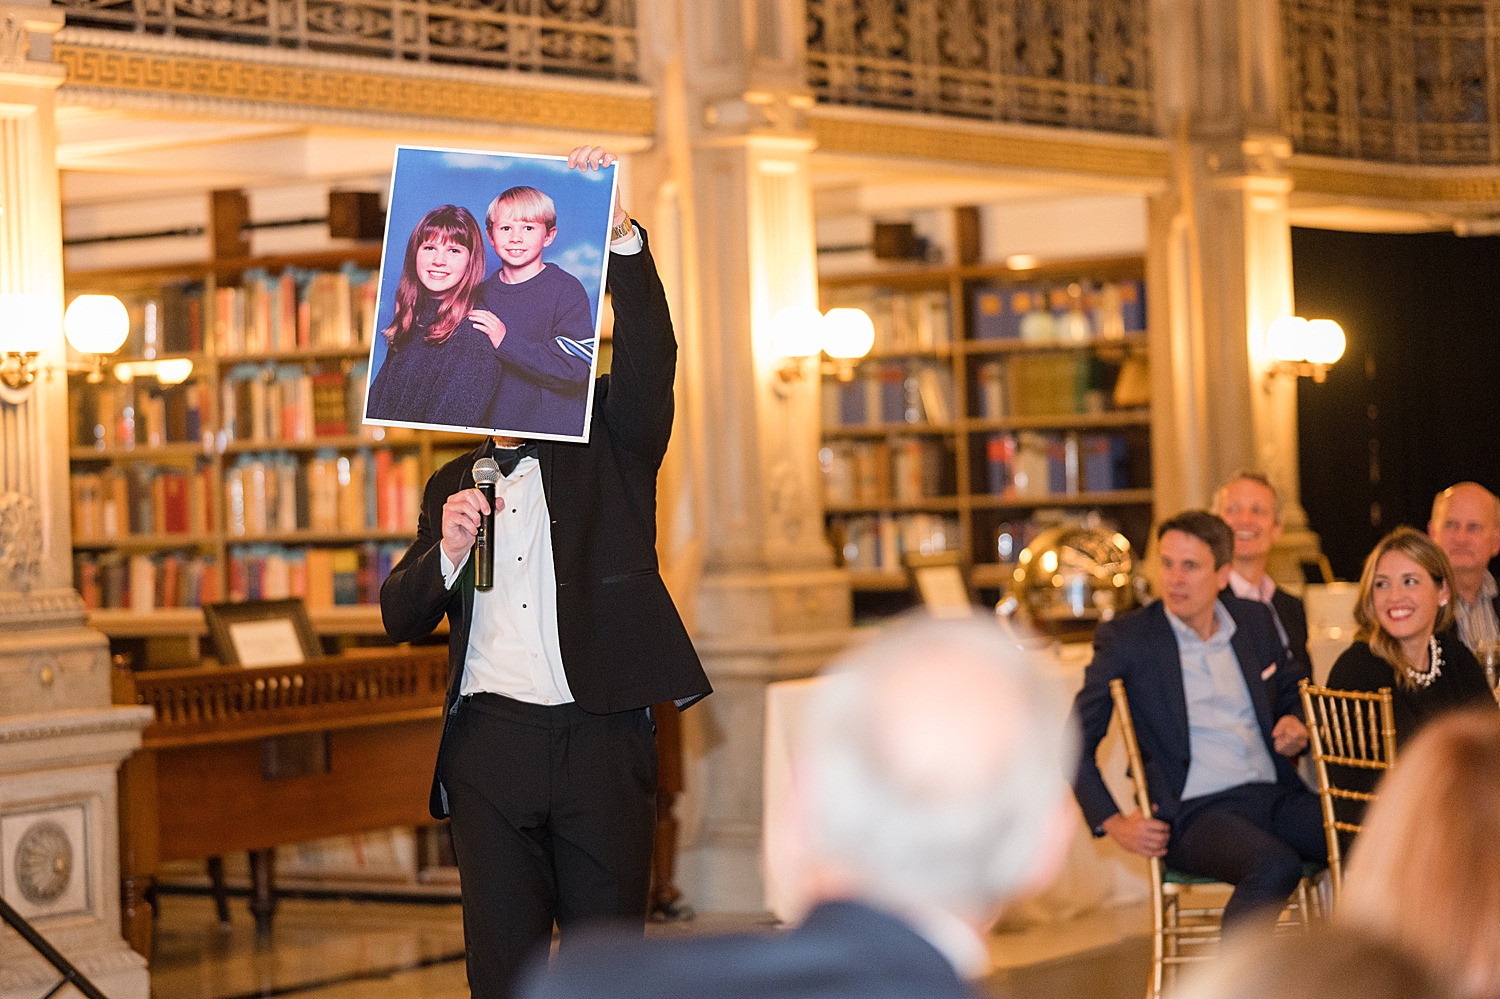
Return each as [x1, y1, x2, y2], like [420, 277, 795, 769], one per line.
[380, 145, 711, 998]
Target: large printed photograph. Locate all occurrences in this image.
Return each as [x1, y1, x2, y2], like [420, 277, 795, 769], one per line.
[362, 146, 617, 442]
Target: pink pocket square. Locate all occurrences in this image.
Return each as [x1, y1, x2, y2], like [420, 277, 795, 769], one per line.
[1261, 664, 1277, 680]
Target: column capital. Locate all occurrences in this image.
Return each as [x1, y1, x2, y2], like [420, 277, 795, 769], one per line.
[0, 4, 66, 89]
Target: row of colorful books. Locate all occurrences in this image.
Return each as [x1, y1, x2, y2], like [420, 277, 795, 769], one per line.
[827, 513, 959, 572]
[75, 551, 221, 611]
[71, 380, 207, 449]
[822, 360, 957, 427]
[983, 431, 1134, 498]
[227, 542, 408, 606]
[119, 282, 205, 357]
[214, 265, 379, 355]
[70, 463, 215, 540]
[821, 437, 953, 506]
[221, 361, 369, 443]
[970, 279, 1146, 341]
[223, 449, 421, 537]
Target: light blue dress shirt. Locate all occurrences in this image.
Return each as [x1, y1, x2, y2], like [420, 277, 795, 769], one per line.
[1168, 602, 1277, 800]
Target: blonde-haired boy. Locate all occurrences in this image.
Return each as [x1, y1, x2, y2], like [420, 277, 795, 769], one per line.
[469, 184, 593, 436]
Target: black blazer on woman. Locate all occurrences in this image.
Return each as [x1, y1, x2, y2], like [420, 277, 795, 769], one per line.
[379, 228, 713, 819]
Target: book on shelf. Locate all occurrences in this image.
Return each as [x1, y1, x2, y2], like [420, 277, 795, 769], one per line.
[227, 542, 407, 606]
[823, 360, 956, 428]
[215, 263, 378, 355]
[72, 379, 206, 449]
[822, 436, 953, 506]
[828, 512, 958, 572]
[221, 361, 373, 445]
[970, 279, 1146, 342]
[224, 447, 420, 538]
[70, 462, 213, 540]
[75, 550, 221, 611]
[983, 431, 1133, 497]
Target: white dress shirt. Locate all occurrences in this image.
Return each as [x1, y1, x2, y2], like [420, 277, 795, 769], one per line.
[433, 220, 641, 705]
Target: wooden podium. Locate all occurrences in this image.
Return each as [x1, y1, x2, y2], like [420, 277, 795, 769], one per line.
[113, 647, 448, 954]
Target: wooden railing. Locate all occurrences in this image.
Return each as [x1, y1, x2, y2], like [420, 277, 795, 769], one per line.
[115, 646, 449, 747]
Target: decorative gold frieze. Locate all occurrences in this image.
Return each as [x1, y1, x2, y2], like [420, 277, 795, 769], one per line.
[53, 42, 655, 133]
[1291, 160, 1500, 203]
[810, 112, 1168, 179]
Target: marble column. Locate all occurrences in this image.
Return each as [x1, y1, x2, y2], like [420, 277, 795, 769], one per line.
[635, 0, 852, 913]
[0, 3, 153, 996]
[1148, 0, 1322, 581]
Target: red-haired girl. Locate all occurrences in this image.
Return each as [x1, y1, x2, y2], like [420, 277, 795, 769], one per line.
[366, 204, 500, 429]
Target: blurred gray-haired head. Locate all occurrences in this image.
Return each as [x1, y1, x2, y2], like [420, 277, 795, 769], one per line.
[795, 615, 1076, 919]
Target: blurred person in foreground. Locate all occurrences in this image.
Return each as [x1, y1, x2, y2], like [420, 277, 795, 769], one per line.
[1072, 510, 1322, 931]
[1173, 927, 1454, 999]
[1340, 708, 1500, 999]
[517, 616, 1077, 999]
[1326, 527, 1493, 748]
[1429, 482, 1500, 657]
[1211, 472, 1313, 679]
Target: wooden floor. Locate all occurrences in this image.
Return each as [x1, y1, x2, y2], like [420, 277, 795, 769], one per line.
[146, 891, 1154, 999]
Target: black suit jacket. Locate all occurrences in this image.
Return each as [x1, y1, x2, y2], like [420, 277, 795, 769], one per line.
[380, 228, 713, 819]
[1071, 596, 1306, 831]
[1218, 584, 1312, 680]
[515, 900, 978, 999]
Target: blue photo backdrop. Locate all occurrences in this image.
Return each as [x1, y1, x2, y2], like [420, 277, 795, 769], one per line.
[367, 147, 616, 380]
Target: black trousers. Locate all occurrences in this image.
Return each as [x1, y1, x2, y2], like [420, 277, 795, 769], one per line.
[1165, 781, 1327, 930]
[441, 693, 658, 998]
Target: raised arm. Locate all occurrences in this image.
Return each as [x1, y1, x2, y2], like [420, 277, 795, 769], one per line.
[570, 144, 676, 465]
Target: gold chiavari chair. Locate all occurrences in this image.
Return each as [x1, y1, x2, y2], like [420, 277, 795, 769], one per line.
[1110, 679, 1319, 999]
[1298, 679, 1397, 900]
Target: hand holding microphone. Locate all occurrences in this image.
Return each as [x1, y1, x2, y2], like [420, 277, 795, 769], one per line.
[438, 458, 501, 582]
[470, 457, 500, 592]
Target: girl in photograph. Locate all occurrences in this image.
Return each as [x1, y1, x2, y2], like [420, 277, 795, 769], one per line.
[365, 204, 501, 429]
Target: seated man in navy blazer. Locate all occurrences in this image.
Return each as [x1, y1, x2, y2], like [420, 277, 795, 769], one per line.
[1071, 510, 1325, 929]
[518, 616, 1078, 999]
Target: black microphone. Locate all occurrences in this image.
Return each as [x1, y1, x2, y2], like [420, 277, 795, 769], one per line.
[471, 457, 500, 592]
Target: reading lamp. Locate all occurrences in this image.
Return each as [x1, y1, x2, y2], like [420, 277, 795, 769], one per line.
[1266, 316, 1346, 385]
[0, 294, 49, 389]
[63, 294, 131, 384]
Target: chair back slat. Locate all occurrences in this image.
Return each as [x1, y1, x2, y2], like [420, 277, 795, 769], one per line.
[1298, 680, 1396, 903]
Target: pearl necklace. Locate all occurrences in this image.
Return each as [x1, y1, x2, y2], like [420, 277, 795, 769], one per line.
[1404, 634, 1444, 689]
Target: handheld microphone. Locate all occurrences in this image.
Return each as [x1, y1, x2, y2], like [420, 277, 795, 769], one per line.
[471, 457, 500, 592]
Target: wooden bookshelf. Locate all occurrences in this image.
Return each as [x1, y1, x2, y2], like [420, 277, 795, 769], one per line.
[64, 246, 459, 642]
[819, 254, 1156, 602]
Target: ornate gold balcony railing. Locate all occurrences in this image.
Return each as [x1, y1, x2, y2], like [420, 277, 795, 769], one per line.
[806, 0, 1154, 135]
[1284, 0, 1500, 164]
[51, 0, 637, 80]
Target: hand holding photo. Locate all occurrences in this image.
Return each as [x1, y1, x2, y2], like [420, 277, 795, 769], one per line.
[363, 147, 618, 443]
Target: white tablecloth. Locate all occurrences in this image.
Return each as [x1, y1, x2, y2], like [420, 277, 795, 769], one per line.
[762, 642, 1150, 927]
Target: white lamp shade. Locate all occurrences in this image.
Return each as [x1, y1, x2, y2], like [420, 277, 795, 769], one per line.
[1303, 319, 1346, 366]
[64, 294, 130, 356]
[770, 305, 824, 359]
[0, 293, 51, 353]
[1266, 315, 1308, 363]
[822, 307, 875, 360]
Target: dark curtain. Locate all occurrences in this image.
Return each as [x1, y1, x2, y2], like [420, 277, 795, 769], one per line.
[1292, 227, 1500, 581]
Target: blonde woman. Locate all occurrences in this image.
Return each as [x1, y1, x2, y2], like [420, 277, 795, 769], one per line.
[1342, 709, 1500, 999]
[1327, 526, 1493, 746]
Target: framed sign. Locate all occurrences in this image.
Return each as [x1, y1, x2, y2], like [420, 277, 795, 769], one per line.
[204, 599, 321, 668]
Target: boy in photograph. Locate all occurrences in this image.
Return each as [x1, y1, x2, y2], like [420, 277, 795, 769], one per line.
[469, 185, 596, 437]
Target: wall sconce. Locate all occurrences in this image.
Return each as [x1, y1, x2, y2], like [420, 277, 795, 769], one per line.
[0, 294, 50, 389]
[1265, 315, 1346, 384]
[63, 294, 131, 383]
[772, 305, 875, 383]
